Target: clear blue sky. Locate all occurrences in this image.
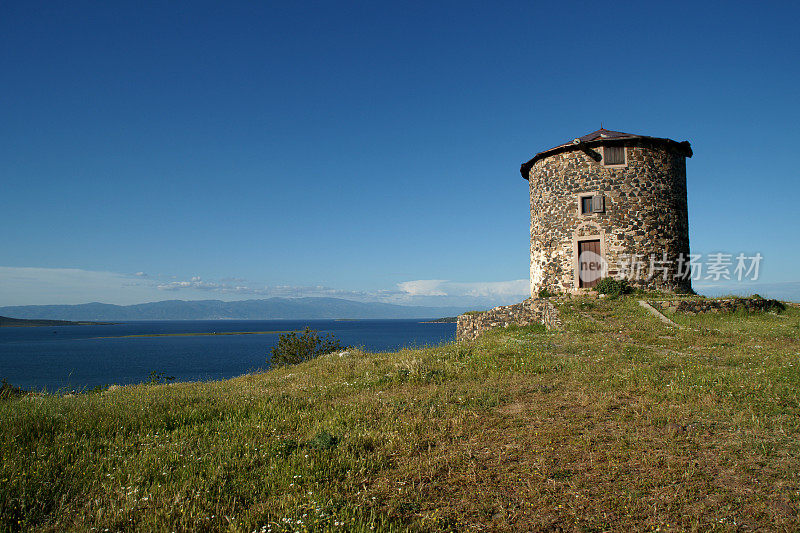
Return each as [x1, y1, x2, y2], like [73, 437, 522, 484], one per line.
[1, 1, 799, 306]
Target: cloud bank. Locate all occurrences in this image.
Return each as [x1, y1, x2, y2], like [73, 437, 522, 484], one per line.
[0, 267, 160, 306]
[2, 266, 796, 308]
[395, 279, 529, 305]
[0, 266, 528, 308]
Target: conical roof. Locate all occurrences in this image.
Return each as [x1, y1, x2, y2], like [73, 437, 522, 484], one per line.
[520, 128, 692, 179]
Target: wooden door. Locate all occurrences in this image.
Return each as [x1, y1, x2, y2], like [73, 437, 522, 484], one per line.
[578, 240, 603, 288]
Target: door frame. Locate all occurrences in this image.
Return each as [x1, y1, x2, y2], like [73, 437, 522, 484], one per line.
[573, 230, 606, 290]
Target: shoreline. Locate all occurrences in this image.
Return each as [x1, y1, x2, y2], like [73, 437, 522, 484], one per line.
[90, 330, 295, 339]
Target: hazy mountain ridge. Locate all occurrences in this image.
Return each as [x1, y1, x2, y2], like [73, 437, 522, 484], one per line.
[0, 316, 110, 327]
[0, 297, 470, 321]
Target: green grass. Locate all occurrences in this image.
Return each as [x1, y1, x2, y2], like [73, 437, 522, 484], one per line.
[1, 298, 799, 531]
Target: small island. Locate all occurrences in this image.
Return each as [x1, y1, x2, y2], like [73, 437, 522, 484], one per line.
[421, 316, 458, 323]
[0, 316, 113, 327]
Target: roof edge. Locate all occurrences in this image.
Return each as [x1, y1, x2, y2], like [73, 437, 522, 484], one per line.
[520, 136, 692, 180]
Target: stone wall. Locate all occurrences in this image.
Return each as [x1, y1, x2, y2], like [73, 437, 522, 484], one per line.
[456, 298, 561, 342]
[649, 297, 785, 315]
[528, 140, 691, 295]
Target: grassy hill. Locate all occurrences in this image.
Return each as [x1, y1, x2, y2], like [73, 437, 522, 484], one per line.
[1, 297, 798, 531]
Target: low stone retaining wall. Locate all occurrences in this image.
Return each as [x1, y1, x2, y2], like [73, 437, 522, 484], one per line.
[456, 298, 561, 341]
[649, 297, 785, 315]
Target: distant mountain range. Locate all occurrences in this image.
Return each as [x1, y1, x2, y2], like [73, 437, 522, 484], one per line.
[0, 298, 472, 321]
[0, 316, 111, 327]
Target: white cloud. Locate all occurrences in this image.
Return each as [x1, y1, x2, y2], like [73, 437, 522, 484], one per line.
[154, 277, 369, 299]
[397, 279, 528, 298]
[457, 279, 529, 297]
[393, 278, 529, 308]
[396, 280, 449, 296]
[157, 277, 222, 292]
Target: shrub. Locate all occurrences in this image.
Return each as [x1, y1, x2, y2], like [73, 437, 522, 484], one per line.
[270, 327, 344, 367]
[148, 371, 175, 385]
[593, 277, 632, 297]
[538, 288, 557, 298]
[0, 379, 26, 400]
[747, 297, 785, 313]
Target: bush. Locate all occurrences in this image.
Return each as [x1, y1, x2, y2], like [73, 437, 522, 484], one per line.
[0, 379, 26, 400]
[270, 327, 344, 367]
[148, 371, 175, 385]
[538, 288, 557, 298]
[593, 277, 632, 297]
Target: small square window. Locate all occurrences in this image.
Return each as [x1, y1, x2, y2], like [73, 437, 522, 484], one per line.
[581, 196, 593, 215]
[604, 146, 625, 165]
[580, 194, 605, 215]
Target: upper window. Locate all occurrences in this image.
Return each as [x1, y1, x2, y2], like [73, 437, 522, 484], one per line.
[580, 194, 604, 215]
[604, 146, 625, 166]
[581, 196, 593, 215]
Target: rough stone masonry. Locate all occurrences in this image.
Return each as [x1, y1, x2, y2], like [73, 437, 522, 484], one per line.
[456, 128, 694, 341]
[456, 299, 561, 342]
[521, 128, 693, 295]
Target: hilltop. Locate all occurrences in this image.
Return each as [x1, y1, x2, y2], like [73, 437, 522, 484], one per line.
[1, 296, 798, 531]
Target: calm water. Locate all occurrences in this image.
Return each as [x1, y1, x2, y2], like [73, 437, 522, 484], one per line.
[0, 319, 455, 392]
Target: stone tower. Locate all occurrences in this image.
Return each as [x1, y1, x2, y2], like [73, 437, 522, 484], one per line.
[520, 128, 693, 295]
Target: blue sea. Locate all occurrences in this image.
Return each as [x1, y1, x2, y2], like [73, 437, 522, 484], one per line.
[0, 319, 456, 392]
